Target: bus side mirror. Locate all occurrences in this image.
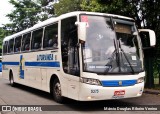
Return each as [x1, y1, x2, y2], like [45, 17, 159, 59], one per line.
[139, 29, 156, 49]
[75, 22, 87, 41]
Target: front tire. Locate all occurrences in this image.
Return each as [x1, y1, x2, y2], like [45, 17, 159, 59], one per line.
[9, 72, 15, 87]
[52, 79, 64, 103]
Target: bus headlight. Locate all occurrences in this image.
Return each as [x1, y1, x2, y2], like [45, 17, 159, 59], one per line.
[137, 77, 144, 84]
[80, 77, 102, 86]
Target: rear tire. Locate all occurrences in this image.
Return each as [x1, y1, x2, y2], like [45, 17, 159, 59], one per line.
[52, 78, 64, 103]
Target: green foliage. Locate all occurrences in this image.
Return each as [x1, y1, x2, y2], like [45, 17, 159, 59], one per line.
[81, 0, 106, 12]
[6, 0, 41, 32]
[81, 0, 141, 27]
[1, 0, 55, 49]
[0, 27, 12, 49]
[54, 0, 81, 16]
[5, 0, 55, 32]
[0, 28, 6, 49]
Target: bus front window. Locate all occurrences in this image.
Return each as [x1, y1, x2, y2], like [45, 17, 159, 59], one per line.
[81, 15, 143, 74]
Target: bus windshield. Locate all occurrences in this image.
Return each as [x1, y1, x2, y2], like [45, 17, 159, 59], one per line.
[81, 15, 143, 74]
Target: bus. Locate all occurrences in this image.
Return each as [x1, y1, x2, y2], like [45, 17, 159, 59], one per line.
[2, 11, 156, 103]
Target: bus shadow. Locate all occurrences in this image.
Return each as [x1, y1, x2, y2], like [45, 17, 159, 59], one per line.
[63, 100, 135, 111]
[6, 83, 53, 100]
[6, 83, 135, 111]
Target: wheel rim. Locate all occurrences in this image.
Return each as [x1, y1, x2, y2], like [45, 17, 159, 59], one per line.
[54, 83, 61, 98]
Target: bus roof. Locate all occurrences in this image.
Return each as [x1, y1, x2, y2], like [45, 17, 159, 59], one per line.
[3, 11, 134, 42]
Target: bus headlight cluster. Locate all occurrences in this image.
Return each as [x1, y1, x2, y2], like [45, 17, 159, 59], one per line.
[80, 77, 102, 86]
[137, 77, 144, 84]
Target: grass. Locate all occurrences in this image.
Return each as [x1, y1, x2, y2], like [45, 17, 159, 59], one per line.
[154, 78, 159, 85]
[154, 84, 160, 90]
[153, 78, 160, 90]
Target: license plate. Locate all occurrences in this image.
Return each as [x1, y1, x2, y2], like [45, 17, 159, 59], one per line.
[114, 90, 125, 96]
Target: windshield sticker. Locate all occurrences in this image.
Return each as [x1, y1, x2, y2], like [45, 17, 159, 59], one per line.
[89, 65, 112, 69]
[81, 15, 89, 27]
[124, 62, 137, 67]
[81, 16, 88, 22]
[131, 56, 137, 60]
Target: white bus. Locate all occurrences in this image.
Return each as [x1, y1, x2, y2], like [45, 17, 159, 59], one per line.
[2, 11, 156, 103]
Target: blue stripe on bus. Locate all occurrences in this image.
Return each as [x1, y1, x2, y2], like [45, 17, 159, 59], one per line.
[2, 62, 19, 66]
[2, 61, 60, 67]
[25, 62, 60, 67]
[101, 80, 137, 87]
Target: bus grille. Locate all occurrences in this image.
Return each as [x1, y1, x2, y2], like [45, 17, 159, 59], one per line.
[101, 80, 137, 87]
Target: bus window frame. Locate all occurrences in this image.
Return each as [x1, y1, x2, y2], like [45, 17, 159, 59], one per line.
[14, 35, 23, 53]
[43, 22, 58, 50]
[31, 27, 44, 51]
[8, 38, 15, 54]
[3, 41, 9, 55]
[21, 32, 32, 53]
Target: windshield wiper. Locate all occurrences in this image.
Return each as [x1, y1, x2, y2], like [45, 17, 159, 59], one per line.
[104, 17, 134, 74]
[114, 39, 121, 72]
[104, 39, 121, 73]
[118, 40, 135, 74]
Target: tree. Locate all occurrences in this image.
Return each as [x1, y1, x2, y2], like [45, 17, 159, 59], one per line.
[0, 26, 12, 49]
[54, 0, 82, 16]
[1, 0, 55, 49]
[81, 0, 141, 27]
[6, 0, 55, 32]
[6, 0, 41, 32]
[0, 28, 6, 49]
[35, 0, 56, 21]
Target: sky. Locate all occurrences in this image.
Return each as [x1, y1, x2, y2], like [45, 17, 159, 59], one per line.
[0, 0, 14, 27]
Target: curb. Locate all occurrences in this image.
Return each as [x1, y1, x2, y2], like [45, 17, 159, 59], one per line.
[143, 90, 160, 95]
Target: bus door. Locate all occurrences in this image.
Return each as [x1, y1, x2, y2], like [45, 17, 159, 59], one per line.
[61, 16, 80, 99]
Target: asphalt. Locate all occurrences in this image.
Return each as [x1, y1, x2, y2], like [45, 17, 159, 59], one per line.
[144, 89, 160, 95]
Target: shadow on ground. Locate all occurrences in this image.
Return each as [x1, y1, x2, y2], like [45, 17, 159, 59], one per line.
[5, 83, 135, 111]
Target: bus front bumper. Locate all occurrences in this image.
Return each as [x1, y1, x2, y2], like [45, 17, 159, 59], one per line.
[78, 82, 144, 101]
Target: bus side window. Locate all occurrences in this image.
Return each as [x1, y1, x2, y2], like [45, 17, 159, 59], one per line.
[8, 39, 14, 53]
[3, 41, 8, 54]
[21, 33, 31, 52]
[14, 36, 22, 52]
[31, 28, 43, 50]
[43, 23, 58, 49]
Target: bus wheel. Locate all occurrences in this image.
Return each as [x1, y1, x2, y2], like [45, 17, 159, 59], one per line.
[10, 72, 15, 87]
[53, 79, 63, 103]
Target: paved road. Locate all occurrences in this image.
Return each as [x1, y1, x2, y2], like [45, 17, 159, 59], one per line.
[0, 73, 160, 114]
